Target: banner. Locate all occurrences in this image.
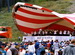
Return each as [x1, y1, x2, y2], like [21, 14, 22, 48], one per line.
[34, 36, 55, 42]
[22, 36, 75, 42]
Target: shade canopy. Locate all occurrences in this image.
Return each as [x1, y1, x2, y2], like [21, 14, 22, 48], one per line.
[12, 2, 75, 34]
[47, 13, 75, 31]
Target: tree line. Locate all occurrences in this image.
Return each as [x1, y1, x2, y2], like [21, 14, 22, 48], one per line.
[0, 0, 22, 8]
[0, 0, 58, 8]
[0, 0, 58, 11]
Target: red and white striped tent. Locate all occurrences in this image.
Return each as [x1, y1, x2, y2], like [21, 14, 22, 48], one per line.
[47, 13, 75, 31]
[12, 2, 75, 34]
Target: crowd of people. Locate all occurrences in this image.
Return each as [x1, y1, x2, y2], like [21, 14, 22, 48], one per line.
[0, 38, 75, 55]
[31, 29, 75, 36]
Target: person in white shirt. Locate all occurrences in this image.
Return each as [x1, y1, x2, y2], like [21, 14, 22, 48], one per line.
[19, 47, 26, 55]
[10, 42, 15, 48]
[53, 40, 60, 55]
[59, 30, 63, 35]
[27, 42, 35, 55]
[53, 40, 59, 50]
[7, 46, 18, 55]
[7, 48, 12, 55]
[63, 30, 67, 35]
[54, 30, 57, 35]
[23, 38, 28, 43]
[67, 30, 70, 35]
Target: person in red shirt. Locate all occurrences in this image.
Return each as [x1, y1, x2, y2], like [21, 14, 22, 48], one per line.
[47, 40, 51, 50]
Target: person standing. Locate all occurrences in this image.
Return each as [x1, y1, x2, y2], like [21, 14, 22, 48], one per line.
[53, 40, 59, 55]
[23, 38, 28, 43]
[6, 47, 12, 55]
[18, 36, 21, 41]
[28, 42, 35, 55]
[53, 40, 59, 50]
[19, 47, 26, 55]
[0, 41, 2, 48]
[1, 48, 6, 55]
[58, 49, 63, 55]
[63, 39, 75, 55]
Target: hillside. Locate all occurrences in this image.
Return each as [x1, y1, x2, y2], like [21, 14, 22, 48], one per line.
[0, 0, 73, 40]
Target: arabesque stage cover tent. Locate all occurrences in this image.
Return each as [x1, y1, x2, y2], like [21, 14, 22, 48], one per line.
[12, 2, 75, 34]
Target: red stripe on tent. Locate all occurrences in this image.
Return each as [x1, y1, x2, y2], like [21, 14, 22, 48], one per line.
[15, 14, 61, 24]
[16, 24, 73, 34]
[47, 24, 73, 31]
[16, 24, 47, 33]
[63, 17, 75, 25]
[41, 8, 53, 12]
[18, 8, 58, 17]
[25, 3, 33, 6]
